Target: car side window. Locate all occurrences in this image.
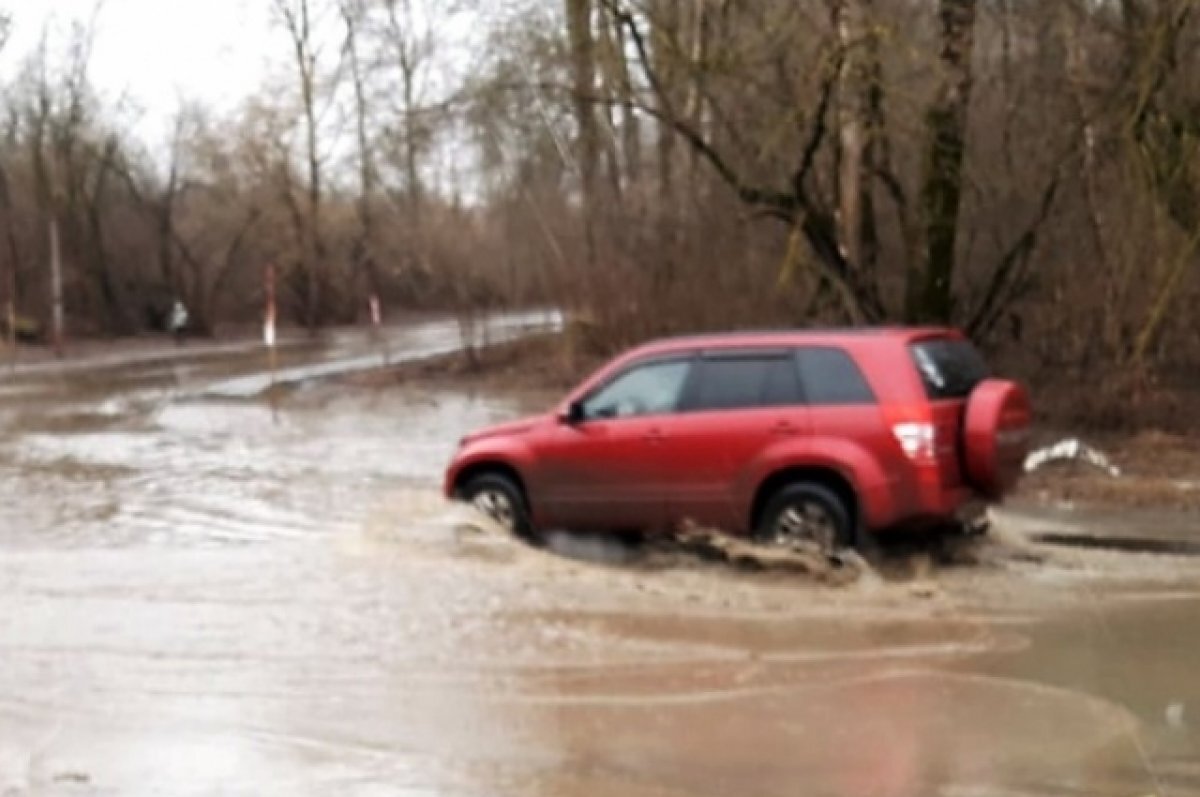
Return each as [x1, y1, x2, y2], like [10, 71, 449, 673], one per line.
[687, 355, 802, 411]
[761, 357, 804, 406]
[581, 360, 692, 420]
[795, 347, 875, 405]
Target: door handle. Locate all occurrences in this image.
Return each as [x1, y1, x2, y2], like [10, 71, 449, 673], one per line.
[772, 420, 800, 436]
[643, 428, 666, 444]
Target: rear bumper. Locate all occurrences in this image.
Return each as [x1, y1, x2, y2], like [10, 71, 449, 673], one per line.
[954, 497, 990, 531]
[871, 479, 989, 532]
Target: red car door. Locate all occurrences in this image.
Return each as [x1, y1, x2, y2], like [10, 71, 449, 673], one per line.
[533, 357, 693, 531]
[658, 352, 810, 532]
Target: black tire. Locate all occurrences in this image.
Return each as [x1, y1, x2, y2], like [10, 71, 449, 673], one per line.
[458, 473, 535, 540]
[755, 482, 853, 556]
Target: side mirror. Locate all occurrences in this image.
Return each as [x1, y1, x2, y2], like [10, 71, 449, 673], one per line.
[559, 401, 586, 425]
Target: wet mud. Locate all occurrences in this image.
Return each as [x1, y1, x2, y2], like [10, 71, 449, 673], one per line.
[1034, 532, 1200, 557]
[1, 315, 1197, 796]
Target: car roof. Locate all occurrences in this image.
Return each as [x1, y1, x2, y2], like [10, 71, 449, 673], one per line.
[633, 327, 960, 356]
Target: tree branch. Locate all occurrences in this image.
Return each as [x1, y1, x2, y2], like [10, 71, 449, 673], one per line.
[967, 173, 1061, 340]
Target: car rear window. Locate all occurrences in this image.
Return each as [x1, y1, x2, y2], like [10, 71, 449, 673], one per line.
[795, 347, 875, 405]
[909, 338, 990, 400]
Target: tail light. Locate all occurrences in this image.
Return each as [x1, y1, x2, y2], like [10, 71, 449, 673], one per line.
[886, 405, 938, 464]
[892, 422, 937, 463]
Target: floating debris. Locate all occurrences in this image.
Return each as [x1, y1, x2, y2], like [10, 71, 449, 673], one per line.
[1024, 438, 1122, 478]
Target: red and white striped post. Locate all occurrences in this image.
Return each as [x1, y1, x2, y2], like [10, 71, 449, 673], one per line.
[264, 262, 278, 383]
[369, 293, 381, 329]
[369, 292, 389, 365]
[5, 254, 15, 371]
[49, 218, 64, 359]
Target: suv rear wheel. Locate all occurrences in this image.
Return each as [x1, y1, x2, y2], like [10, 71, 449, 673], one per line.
[756, 483, 853, 556]
[459, 473, 533, 539]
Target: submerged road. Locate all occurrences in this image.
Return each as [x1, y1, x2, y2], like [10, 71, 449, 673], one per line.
[0, 313, 1197, 796]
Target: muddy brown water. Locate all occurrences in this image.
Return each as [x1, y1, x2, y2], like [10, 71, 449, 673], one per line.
[0, 316, 1198, 796]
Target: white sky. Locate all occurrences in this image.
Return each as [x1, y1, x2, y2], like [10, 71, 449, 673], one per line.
[1, 0, 277, 146]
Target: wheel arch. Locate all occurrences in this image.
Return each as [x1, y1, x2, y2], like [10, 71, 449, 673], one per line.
[750, 466, 860, 535]
[453, 460, 530, 506]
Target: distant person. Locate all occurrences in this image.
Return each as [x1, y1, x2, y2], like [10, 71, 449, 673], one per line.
[169, 299, 189, 345]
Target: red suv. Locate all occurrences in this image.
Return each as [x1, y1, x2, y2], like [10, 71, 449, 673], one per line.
[444, 329, 1031, 552]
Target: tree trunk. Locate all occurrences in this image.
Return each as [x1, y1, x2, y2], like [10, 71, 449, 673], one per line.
[85, 140, 129, 335]
[277, 0, 327, 333]
[399, 45, 423, 219]
[1119, 0, 1197, 365]
[651, 0, 681, 286]
[683, 0, 710, 183]
[302, 57, 324, 331]
[0, 164, 20, 358]
[49, 217, 63, 355]
[610, 12, 642, 187]
[654, 0, 679, 207]
[832, 0, 867, 279]
[156, 117, 185, 298]
[566, 0, 598, 267]
[342, 0, 382, 303]
[384, 0, 426, 225]
[911, 0, 977, 324]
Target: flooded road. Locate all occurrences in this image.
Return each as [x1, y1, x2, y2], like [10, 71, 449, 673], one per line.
[0, 315, 1197, 796]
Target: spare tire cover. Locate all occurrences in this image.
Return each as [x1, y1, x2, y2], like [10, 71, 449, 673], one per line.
[964, 379, 1033, 499]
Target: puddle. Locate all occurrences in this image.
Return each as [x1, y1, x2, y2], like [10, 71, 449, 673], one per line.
[0, 317, 552, 550]
[2, 314, 1198, 796]
[544, 530, 645, 566]
[201, 312, 561, 399]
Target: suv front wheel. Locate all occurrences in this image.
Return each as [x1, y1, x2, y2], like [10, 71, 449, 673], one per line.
[756, 483, 853, 556]
[459, 472, 535, 540]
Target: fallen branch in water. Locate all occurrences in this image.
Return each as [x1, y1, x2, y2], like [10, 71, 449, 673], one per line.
[1024, 438, 1122, 478]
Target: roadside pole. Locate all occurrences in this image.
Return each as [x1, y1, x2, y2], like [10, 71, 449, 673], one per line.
[264, 262, 279, 422]
[369, 292, 388, 366]
[49, 217, 64, 359]
[5, 254, 15, 371]
[264, 262, 278, 382]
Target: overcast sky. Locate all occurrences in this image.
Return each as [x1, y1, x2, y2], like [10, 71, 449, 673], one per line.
[1, 0, 277, 145]
[0, 1, 532, 198]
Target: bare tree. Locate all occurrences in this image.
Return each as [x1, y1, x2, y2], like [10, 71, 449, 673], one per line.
[382, 0, 432, 219]
[1120, 0, 1198, 366]
[340, 0, 382, 306]
[0, 10, 18, 354]
[566, 0, 599, 267]
[274, 0, 332, 331]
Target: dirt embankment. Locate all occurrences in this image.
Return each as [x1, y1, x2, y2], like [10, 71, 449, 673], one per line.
[343, 334, 596, 397]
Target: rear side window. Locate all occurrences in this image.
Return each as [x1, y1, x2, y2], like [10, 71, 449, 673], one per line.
[795, 347, 875, 405]
[762, 358, 804, 406]
[909, 338, 989, 399]
[688, 355, 802, 411]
